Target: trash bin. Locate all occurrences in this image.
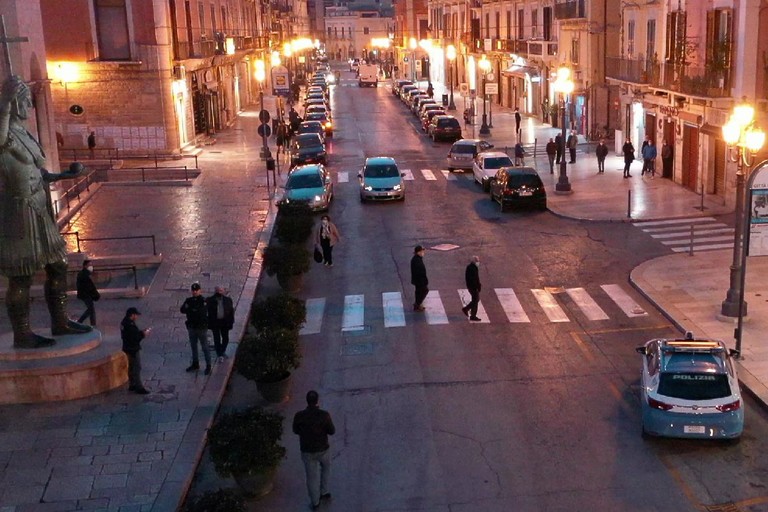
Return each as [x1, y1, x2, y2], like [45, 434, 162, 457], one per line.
[266, 158, 276, 171]
[442, 94, 449, 107]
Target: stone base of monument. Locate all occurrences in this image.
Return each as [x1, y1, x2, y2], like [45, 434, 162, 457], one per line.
[0, 328, 127, 404]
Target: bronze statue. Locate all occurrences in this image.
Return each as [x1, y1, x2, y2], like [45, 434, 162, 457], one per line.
[0, 75, 90, 348]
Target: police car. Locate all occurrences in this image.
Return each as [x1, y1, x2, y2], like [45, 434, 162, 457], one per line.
[635, 333, 743, 441]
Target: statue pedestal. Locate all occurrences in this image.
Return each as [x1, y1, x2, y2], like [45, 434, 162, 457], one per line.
[0, 329, 127, 404]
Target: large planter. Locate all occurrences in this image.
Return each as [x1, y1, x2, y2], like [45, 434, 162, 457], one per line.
[256, 371, 292, 403]
[276, 272, 303, 293]
[233, 467, 277, 498]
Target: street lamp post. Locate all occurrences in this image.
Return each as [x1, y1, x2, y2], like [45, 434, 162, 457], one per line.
[478, 55, 491, 135]
[254, 59, 270, 161]
[446, 44, 456, 111]
[409, 37, 417, 82]
[553, 67, 574, 193]
[720, 101, 765, 318]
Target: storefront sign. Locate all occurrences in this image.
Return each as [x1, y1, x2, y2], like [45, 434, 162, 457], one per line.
[747, 165, 768, 256]
[659, 105, 679, 117]
[271, 65, 290, 96]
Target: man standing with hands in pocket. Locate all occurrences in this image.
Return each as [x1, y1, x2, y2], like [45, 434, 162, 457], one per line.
[461, 255, 482, 321]
[121, 307, 151, 394]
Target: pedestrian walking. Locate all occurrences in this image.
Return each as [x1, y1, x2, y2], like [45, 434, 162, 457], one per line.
[514, 107, 521, 134]
[76, 259, 100, 326]
[121, 307, 151, 395]
[514, 142, 526, 166]
[426, 82, 434, 98]
[315, 215, 341, 267]
[293, 390, 336, 511]
[87, 131, 96, 158]
[555, 133, 564, 164]
[567, 130, 578, 163]
[545, 138, 557, 174]
[642, 138, 657, 178]
[622, 138, 635, 178]
[661, 139, 673, 178]
[207, 286, 234, 362]
[410, 245, 429, 312]
[595, 139, 608, 174]
[640, 135, 651, 175]
[461, 255, 482, 322]
[180, 282, 211, 375]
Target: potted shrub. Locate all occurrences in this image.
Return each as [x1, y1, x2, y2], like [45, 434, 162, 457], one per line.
[262, 242, 310, 292]
[235, 326, 302, 402]
[275, 201, 314, 245]
[207, 406, 286, 497]
[184, 489, 246, 512]
[249, 293, 307, 333]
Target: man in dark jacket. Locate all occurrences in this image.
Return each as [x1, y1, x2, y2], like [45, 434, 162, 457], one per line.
[76, 259, 100, 326]
[207, 286, 235, 362]
[567, 130, 578, 163]
[180, 282, 211, 375]
[461, 256, 482, 321]
[554, 133, 564, 164]
[595, 139, 609, 174]
[293, 390, 336, 510]
[514, 107, 522, 134]
[545, 138, 557, 174]
[410, 245, 429, 311]
[121, 307, 151, 394]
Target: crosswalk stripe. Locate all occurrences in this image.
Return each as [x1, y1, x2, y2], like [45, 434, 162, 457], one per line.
[661, 235, 733, 246]
[601, 284, 648, 317]
[457, 289, 490, 323]
[566, 287, 609, 321]
[494, 288, 530, 322]
[337, 172, 349, 183]
[342, 294, 365, 331]
[382, 292, 406, 327]
[641, 223, 729, 233]
[649, 228, 732, 239]
[441, 170, 458, 181]
[402, 169, 415, 180]
[300, 298, 326, 335]
[531, 289, 570, 322]
[634, 217, 719, 227]
[424, 291, 449, 324]
[672, 243, 733, 252]
[421, 169, 437, 180]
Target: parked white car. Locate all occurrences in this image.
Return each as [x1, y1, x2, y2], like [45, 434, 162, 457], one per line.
[472, 151, 514, 191]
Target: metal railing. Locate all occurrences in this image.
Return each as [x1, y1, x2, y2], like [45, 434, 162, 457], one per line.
[52, 171, 98, 219]
[115, 166, 194, 182]
[554, 0, 585, 19]
[606, 57, 731, 97]
[61, 233, 158, 256]
[121, 152, 199, 169]
[59, 147, 120, 162]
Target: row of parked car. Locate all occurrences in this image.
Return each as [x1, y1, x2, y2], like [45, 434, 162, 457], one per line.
[391, 80, 463, 142]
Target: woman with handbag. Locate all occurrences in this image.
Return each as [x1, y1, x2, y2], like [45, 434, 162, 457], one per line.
[315, 215, 341, 267]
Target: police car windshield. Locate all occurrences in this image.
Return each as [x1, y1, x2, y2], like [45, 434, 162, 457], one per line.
[658, 373, 731, 400]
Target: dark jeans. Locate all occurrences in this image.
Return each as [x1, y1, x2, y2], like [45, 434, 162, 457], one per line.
[556, 151, 563, 164]
[320, 238, 333, 265]
[77, 297, 96, 326]
[211, 326, 231, 357]
[125, 350, 142, 389]
[414, 285, 429, 308]
[662, 158, 673, 178]
[466, 289, 480, 317]
[187, 327, 211, 367]
[547, 155, 555, 173]
[569, 148, 576, 163]
[624, 159, 633, 177]
[597, 157, 605, 172]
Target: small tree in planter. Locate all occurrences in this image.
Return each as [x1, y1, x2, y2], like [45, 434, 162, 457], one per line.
[235, 326, 302, 402]
[184, 489, 246, 512]
[207, 407, 286, 496]
[249, 293, 307, 333]
[275, 201, 314, 245]
[262, 243, 311, 291]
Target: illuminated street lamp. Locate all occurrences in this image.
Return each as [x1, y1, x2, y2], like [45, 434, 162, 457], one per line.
[553, 67, 574, 193]
[721, 99, 765, 326]
[446, 44, 457, 111]
[478, 55, 491, 135]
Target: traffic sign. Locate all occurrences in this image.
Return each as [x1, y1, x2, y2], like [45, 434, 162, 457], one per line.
[258, 109, 271, 124]
[257, 124, 272, 138]
[485, 83, 499, 95]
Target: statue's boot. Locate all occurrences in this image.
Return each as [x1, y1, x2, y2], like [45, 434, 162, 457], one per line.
[45, 261, 91, 336]
[7, 276, 55, 348]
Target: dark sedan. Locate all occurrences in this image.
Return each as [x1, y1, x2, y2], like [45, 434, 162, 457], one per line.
[489, 166, 547, 211]
[289, 133, 327, 168]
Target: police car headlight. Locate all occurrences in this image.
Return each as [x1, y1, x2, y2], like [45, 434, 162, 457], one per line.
[393, 184, 402, 191]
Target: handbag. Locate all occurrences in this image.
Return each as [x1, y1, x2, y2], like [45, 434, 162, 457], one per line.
[313, 245, 323, 263]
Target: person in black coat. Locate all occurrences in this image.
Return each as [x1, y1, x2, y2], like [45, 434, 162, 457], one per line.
[461, 256, 482, 321]
[595, 139, 609, 174]
[554, 133, 564, 164]
[545, 138, 557, 174]
[622, 138, 635, 178]
[207, 286, 235, 361]
[180, 282, 211, 375]
[410, 245, 429, 311]
[514, 108, 522, 134]
[76, 259, 100, 326]
[121, 307, 151, 394]
[293, 390, 336, 510]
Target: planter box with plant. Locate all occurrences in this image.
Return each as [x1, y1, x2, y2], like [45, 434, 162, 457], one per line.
[275, 201, 314, 245]
[249, 293, 307, 333]
[236, 326, 302, 383]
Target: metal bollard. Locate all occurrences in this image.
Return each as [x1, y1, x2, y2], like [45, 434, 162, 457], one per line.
[627, 190, 632, 218]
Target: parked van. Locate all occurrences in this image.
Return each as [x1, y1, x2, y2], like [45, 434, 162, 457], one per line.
[358, 64, 379, 87]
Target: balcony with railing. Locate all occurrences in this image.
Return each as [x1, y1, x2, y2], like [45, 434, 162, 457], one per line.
[606, 57, 730, 97]
[528, 40, 557, 57]
[605, 57, 653, 84]
[554, 0, 585, 20]
[173, 31, 270, 60]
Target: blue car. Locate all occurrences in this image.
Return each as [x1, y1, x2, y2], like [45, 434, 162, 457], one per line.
[358, 156, 405, 202]
[636, 334, 744, 441]
[281, 164, 333, 211]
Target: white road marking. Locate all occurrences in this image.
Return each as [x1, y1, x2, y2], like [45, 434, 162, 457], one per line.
[342, 294, 365, 331]
[661, 235, 734, 246]
[634, 217, 719, 227]
[601, 284, 648, 317]
[402, 169, 415, 180]
[494, 288, 530, 323]
[671, 243, 733, 252]
[566, 287, 609, 321]
[457, 289, 490, 322]
[421, 169, 437, 180]
[441, 170, 458, 181]
[382, 292, 406, 328]
[531, 289, 570, 322]
[300, 298, 325, 335]
[648, 227, 732, 239]
[337, 172, 349, 183]
[424, 291, 449, 324]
